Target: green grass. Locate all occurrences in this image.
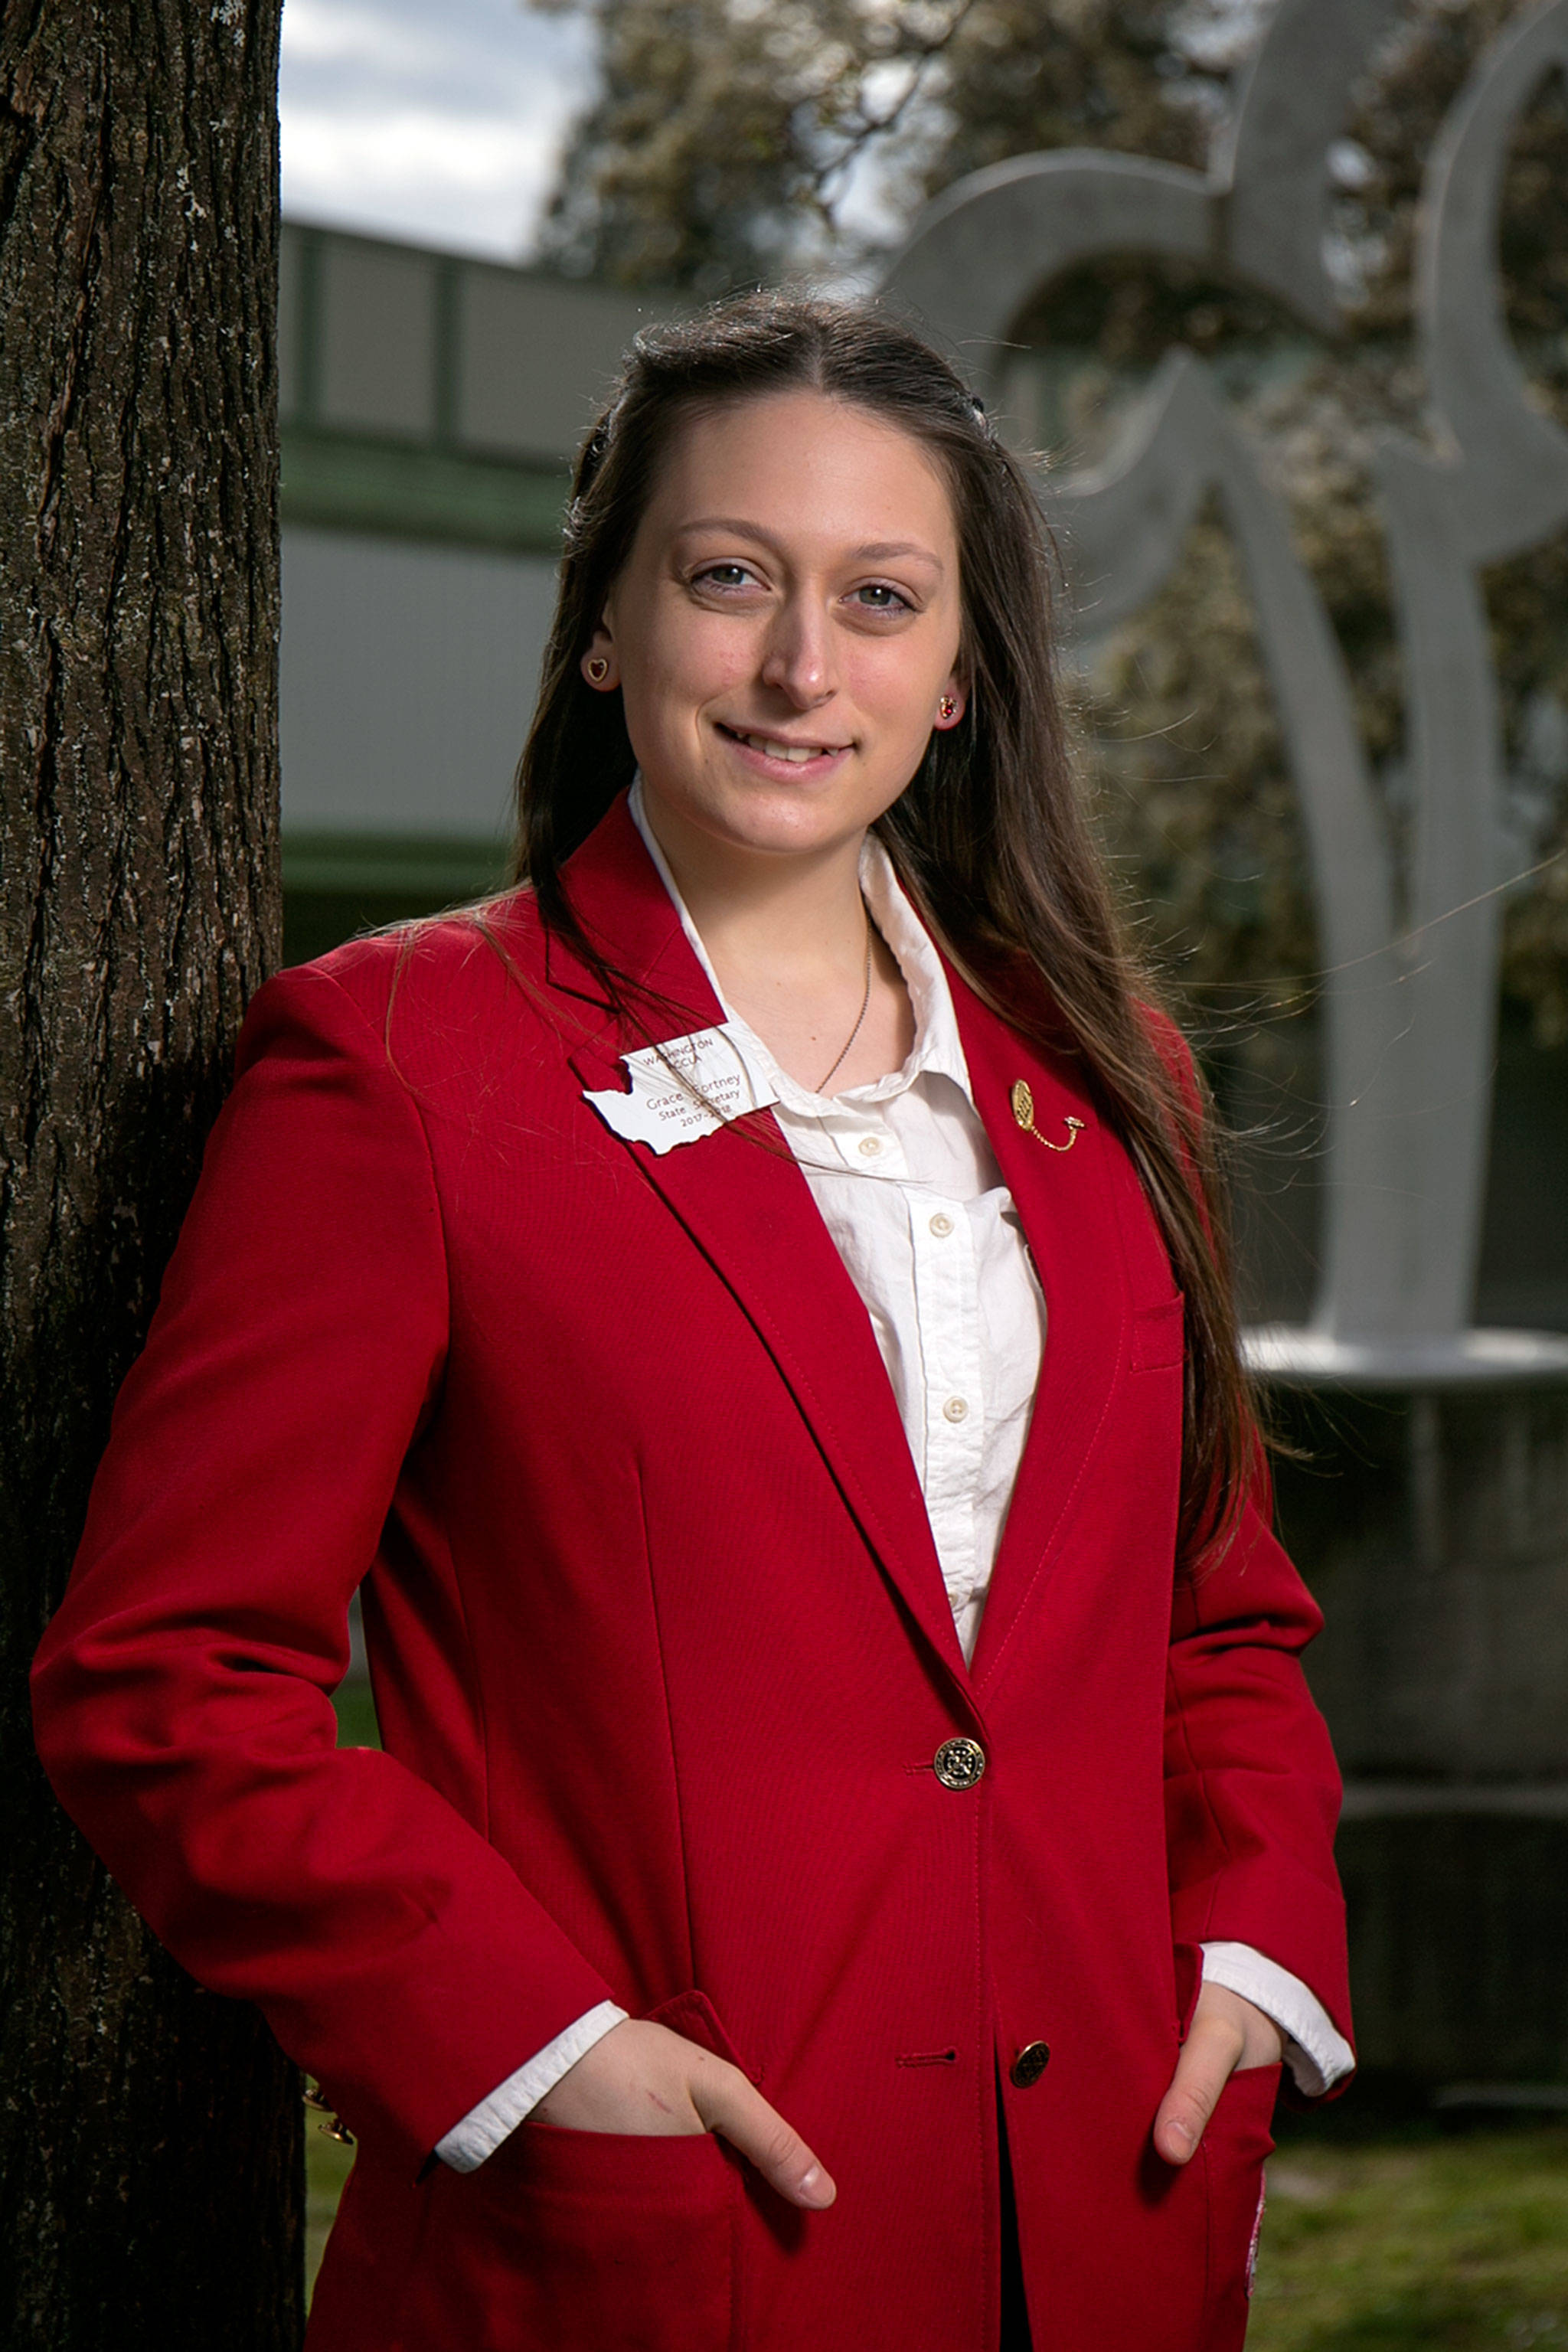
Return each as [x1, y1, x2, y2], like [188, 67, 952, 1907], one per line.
[1249, 2129, 1568, 2349]
[332, 1677, 381, 1752]
[306, 2125, 358, 2300]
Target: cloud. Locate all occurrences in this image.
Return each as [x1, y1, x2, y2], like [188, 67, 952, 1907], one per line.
[279, 0, 596, 260]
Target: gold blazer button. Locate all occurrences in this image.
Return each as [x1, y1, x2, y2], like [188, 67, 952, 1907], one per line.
[1009, 2042, 1051, 2089]
[933, 1736, 987, 1790]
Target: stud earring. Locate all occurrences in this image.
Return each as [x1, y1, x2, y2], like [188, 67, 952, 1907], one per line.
[586, 655, 610, 684]
[938, 694, 959, 723]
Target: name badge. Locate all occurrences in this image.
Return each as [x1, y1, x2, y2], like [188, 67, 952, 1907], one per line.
[583, 1022, 778, 1155]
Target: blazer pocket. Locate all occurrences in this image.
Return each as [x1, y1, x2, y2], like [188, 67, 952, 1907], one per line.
[406, 2121, 740, 2352]
[1130, 1295, 1186, 1371]
[400, 1991, 749, 2352]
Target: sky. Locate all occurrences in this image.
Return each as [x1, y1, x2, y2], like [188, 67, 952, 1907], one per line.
[276, 0, 1268, 270]
[279, 0, 597, 261]
[278, 0, 924, 269]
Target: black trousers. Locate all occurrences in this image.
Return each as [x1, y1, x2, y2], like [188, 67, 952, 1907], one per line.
[998, 2086, 1033, 2352]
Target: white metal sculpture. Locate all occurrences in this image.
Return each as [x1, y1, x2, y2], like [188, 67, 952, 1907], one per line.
[884, 0, 1568, 1383]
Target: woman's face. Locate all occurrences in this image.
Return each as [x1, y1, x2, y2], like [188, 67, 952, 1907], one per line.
[585, 388, 966, 869]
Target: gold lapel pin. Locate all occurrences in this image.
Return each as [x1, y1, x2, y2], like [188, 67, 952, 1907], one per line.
[1011, 1080, 1085, 1154]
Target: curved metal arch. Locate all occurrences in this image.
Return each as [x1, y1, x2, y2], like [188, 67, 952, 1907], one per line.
[1060, 353, 1405, 1329]
[1419, 0, 1568, 563]
[884, 153, 1214, 402]
[879, 0, 1568, 1364]
[884, 0, 1401, 354]
[1362, 0, 1568, 1337]
[1220, 0, 1403, 330]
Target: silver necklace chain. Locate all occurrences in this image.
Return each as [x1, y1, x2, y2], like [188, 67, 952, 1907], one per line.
[814, 909, 874, 1095]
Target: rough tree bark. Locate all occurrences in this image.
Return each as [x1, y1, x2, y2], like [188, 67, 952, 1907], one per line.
[0, 5, 297, 2344]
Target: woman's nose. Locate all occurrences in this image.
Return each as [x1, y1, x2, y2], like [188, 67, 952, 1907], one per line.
[759, 598, 835, 706]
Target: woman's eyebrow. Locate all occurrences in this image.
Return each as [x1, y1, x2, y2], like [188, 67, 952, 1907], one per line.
[675, 518, 945, 572]
[851, 541, 944, 570]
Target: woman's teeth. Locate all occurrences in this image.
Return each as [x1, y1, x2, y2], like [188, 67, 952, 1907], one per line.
[733, 733, 837, 763]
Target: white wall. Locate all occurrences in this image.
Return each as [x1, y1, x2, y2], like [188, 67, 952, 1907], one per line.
[279, 527, 559, 841]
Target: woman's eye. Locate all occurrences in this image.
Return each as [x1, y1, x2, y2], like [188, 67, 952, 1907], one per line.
[695, 564, 756, 591]
[851, 583, 913, 613]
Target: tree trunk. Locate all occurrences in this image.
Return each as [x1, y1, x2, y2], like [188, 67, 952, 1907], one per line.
[0, 5, 297, 2344]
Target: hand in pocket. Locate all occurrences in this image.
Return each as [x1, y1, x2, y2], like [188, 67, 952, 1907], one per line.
[531, 2017, 837, 2210]
[1152, 1982, 1283, 2166]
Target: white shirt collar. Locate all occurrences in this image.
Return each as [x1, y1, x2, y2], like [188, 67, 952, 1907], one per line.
[626, 775, 975, 1114]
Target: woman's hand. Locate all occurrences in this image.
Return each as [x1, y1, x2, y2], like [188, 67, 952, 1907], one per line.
[531, 2018, 837, 2210]
[1152, 1982, 1284, 2166]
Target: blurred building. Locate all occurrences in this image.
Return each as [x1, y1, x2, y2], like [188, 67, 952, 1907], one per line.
[277, 219, 664, 965]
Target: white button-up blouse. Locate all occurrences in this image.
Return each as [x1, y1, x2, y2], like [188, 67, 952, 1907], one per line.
[433, 786, 1352, 2169]
[631, 787, 1049, 1670]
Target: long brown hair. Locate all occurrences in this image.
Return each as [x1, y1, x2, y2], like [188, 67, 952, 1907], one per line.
[514, 289, 1258, 1573]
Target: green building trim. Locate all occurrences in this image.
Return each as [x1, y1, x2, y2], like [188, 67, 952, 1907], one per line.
[281, 831, 511, 900]
[281, 424, 570, 556]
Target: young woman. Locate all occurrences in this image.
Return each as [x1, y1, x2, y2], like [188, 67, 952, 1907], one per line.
[32, 292, 1353, 2351]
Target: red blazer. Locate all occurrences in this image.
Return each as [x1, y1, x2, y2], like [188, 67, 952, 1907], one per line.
[32, 794, 1351, 2352]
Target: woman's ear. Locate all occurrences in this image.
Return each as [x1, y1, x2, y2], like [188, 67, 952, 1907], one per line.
[580, 622, 619, 691]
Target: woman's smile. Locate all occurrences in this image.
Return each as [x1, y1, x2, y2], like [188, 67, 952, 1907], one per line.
[714, 721, 854, 778]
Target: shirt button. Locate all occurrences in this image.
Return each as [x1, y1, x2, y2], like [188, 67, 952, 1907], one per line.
[929, 1212, 954, 1237]
[942, 1395, 969, 1424]
[858, 1135, 883, 1158]
[933, 1736, 987, 1790]
[1009, 2042, 1051, 2089]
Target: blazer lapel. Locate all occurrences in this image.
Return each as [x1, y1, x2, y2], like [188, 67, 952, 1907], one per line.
[946, 971, 1134, 1694]
[549, 800, 971, 1688]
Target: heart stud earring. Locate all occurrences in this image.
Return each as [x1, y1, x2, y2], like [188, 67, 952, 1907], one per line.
[938, 694, 959, 722]
[586, 655, 610, 684]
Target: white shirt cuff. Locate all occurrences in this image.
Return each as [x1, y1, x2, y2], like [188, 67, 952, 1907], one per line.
[1200, 1942, 1355, 2098]
[434, 2001, 630, 2171]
